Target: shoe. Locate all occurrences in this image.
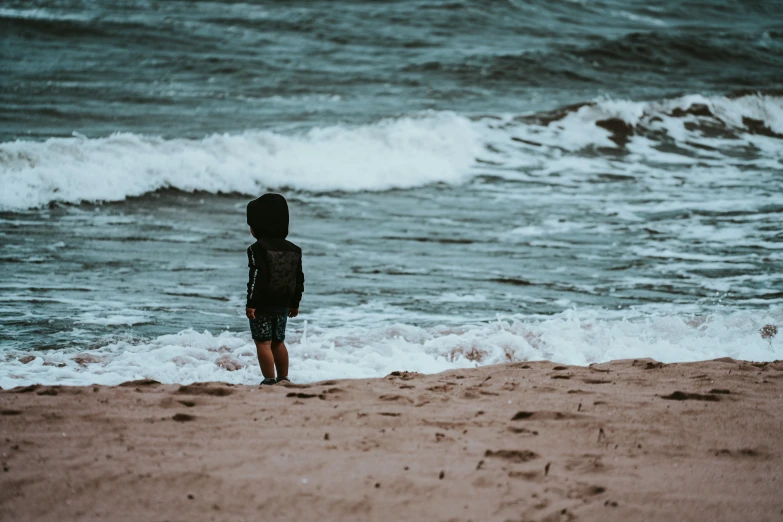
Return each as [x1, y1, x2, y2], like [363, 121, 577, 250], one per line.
[260, 377, 277, 386]
[275, 376, 290, 384]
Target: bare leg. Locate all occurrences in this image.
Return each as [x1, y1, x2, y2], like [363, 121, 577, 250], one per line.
[271, 340, 289, 379]
[254, 340, 275, 379]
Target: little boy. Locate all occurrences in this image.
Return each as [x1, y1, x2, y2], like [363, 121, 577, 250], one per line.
[245, 193, 305, 385]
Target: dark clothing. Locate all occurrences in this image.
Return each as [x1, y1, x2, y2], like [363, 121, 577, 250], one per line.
[246, 237, 304, 310]
[249, 311, 287, 342]
[247, 194, 289, 239]
[245, 192, 304, 313]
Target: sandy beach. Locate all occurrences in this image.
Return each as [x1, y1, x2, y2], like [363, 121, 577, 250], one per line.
[1, 358, 782, 522]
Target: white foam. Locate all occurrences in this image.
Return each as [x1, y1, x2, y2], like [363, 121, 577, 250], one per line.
[3, 93, 781, 210]
[2, 309, 780, 389]
[480, 93, 783, 179]
[0, 112, 479, 210]
[0, 7, 93, 22]
[75, 313, 153, 327]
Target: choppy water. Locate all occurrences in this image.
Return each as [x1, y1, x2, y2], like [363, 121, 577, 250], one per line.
[1, 0, 782, 387]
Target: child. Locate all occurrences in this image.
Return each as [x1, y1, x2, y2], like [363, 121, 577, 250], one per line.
[245, 193, 305, 385]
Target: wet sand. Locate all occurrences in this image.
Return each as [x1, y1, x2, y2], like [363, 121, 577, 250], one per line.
[1, 358, 782, 522]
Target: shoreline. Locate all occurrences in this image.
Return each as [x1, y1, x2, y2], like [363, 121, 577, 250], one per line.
[1, 358, 782, 521]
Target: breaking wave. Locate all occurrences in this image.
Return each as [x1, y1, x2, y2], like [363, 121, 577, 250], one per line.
[1, 309, 781, 388]
[1, 92, 781, 211]
[0, 112, 480, 210]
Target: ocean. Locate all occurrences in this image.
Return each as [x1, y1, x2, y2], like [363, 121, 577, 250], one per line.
[1, 0, 782, 387]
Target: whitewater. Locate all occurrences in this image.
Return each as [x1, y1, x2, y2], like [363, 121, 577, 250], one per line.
[2, 309, 781, 389]
[2, 92, 783, 387]
[2, 93, 782, 211]
[2, 0, 782, 389]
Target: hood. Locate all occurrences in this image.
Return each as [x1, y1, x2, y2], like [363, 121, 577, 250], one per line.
[247, 193, 289, 238]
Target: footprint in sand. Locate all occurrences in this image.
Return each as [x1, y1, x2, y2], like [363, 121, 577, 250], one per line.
[565, 454, 608, 473]
[426, 385, 455, 393]
[435, 432, 456, 442]
[660, 391, 720, 402]
[177, 384, 234, 397]
[378, 394, 413, 403]
[319, 388, 345, 399]
[567, 484, 607, 499]
[511, 411, 582, 421]
[484, 449, 539, 463]
[507, 427, 539, 435]
[713, 448, 764, 458]
[286, 392, 320, 399]
[508, 470, 542, 481]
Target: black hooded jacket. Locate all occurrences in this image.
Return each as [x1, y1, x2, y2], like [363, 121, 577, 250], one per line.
[246, 194, 304, 311]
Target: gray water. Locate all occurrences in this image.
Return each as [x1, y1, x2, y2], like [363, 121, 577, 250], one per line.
[3, 0, 782, 141]
[1, 1, 782, 385]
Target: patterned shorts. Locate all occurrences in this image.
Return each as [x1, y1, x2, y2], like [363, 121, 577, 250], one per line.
[249, 312, 287, 342]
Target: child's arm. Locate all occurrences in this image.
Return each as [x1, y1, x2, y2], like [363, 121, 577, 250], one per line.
[288, 254, 305, 317]
[246, 246, 266, 319]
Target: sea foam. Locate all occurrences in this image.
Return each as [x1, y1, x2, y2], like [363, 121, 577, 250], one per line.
[0, 112, 479, 210]
[2, 309, 780, 388]
[2, 93, 781, 211]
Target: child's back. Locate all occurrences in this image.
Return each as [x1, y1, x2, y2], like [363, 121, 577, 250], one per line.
[245, 193, 304, 385]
